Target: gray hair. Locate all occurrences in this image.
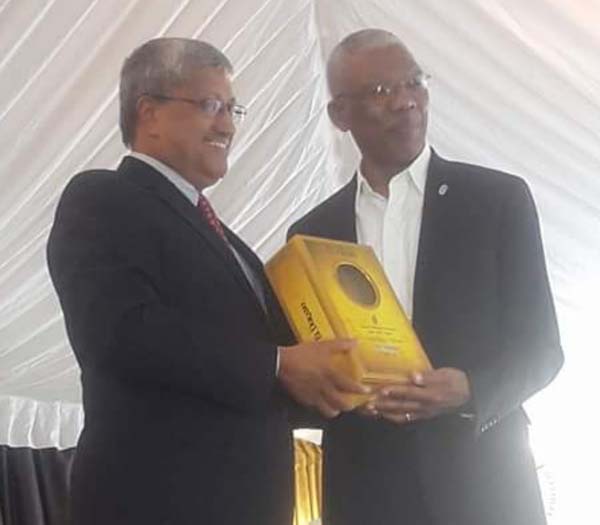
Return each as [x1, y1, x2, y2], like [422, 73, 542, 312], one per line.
[119, 37, 233, 147]
[327, 29, 412, 95]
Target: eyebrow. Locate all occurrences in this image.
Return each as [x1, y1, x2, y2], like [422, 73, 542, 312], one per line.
[366, 69, 424, 84]
[190, 90, 237, 102]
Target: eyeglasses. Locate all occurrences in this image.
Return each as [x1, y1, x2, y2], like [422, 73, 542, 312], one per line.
[335, 72, 431, 104]
[145, 94, 248, 123]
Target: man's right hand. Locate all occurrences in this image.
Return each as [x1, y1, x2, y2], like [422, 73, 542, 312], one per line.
[278, 339, 370, 418]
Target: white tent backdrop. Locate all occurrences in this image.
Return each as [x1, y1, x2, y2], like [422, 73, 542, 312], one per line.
[0, 0, 599, 523]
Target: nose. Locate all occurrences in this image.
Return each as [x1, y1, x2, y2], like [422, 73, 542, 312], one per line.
[213, 108, 236, 135]
[388, 86, 417, 111]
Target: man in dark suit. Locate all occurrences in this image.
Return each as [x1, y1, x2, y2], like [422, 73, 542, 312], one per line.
[289, 29, 564, 525]
[47, 38, 365, 525]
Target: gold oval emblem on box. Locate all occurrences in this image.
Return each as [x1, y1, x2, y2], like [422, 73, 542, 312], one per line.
[336, 263, 379, 308]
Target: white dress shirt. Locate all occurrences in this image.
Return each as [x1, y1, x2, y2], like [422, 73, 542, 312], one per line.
[355, 145, 431, 319]
[130, 152, 200, 204]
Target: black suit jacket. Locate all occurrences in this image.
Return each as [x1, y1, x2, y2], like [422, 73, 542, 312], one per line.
[288, 151, 563, 525]
[47, 156, 294, 525]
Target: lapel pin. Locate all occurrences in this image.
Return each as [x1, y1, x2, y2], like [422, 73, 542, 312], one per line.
[438, 183, 448, 196]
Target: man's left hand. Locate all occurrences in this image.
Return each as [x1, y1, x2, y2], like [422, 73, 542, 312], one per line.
[369, 368, 471, 425]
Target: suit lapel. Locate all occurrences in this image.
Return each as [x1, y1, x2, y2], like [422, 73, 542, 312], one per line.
[325, 176, 359, 242]
[226, 229, 277, 316]
[412, 151, 455, 357]
[118, 156, 266, 318]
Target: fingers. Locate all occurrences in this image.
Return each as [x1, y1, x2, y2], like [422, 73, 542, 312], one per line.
[356, 403, 378, 418]
[360, 400, 430, 425]
[373, 382, 442, 423]
[380, 410, 427, 425]
[355, 369, 471, 425]
[309, 340, 367, 416]
[316, 370, 370, 416]
[314, 400, 342, 419]
[378, 384, 436, 405]
[277, 339, 366, 418]
[329, 368, 371, 395]
[315, 390, 350, 418]
[375, 398, 423, 413]
[324, 338, 357, 355]
[411, 371, 425, 386]
[373, 390, 428, 421]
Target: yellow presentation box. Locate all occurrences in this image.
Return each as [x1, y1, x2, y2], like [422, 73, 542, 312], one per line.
[265, 234, 431, 406]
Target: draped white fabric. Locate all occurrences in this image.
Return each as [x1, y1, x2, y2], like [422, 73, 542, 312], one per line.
[1, 1, 598, 522]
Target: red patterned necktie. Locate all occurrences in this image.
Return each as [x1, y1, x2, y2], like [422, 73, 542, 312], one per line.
[197, 194, 227, 241]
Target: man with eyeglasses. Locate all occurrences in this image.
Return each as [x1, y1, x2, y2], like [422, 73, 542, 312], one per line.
[289, 29, 563, 525]
[47, 37, 366, 525]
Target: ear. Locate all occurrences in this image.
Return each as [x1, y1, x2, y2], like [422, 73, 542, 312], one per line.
[327, 99, 351, 132]
[135, 95, 160, 136]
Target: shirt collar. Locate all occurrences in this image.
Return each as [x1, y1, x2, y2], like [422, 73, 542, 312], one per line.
[129, 151, 200, 205]
[356, 142, 431, 200]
